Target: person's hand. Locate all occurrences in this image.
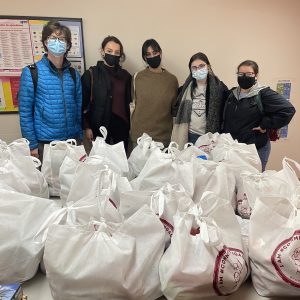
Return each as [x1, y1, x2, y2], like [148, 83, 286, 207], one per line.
[252, 126, 267, 133]
[30, 148, 39, 158]
[85, 128, 94, 141]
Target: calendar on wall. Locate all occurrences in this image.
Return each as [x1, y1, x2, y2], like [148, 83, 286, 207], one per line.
[0, 16, 86, 113]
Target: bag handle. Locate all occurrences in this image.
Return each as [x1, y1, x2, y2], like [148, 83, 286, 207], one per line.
[184, 142, 194, 149]
[98, 126, 108, 141]
[137, 134, 152, 146]
[95, 166, 120, 221]
[150, 189, 165, 218]
[191, 212, 222, 246]
[30, 156, 42, 168]
[283, 156, 300, 175]
[9, 138, 30, 146]
[50, 139, 77, 148]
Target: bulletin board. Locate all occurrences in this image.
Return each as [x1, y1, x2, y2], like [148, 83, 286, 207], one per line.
[0, 15, 86, 113]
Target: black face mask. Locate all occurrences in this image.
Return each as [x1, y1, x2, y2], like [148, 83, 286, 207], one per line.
[146, 55, 161, 69]
[237, 76, 256, 89]
[104, 53, 120, 67]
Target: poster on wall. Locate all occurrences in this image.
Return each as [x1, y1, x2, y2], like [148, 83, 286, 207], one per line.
[276, 80, 291, 139]
[0, 16, 86, 113]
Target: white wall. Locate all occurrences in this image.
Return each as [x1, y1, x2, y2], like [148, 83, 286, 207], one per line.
[1, 0, 299, 170]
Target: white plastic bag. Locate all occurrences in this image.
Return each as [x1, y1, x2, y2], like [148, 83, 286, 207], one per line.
[66, 167, 123, 223]
[192, 157, 236, 208]
[59, 145, 86, 204]
[12, 156, 49, 198]
[89, 126, 129, 175]
[119, 190, 155, 219]
[238, 170, 293, 218]
[159, 192, 248, 299]
[0, 159, 32, 194]
[150, 183, 195, 245]
[128, 133, 164, 180]
[42, 139, 77, 196]
[194, 132, 220, 159]
[0, 156, 48, 198]
[0, 189, 58, 284]
[249, 192, 300, 296]
[212, 141, 261, 218]
[44, 205, 165, 300]
[130, 145, 194, 198]
[276, 157, 300, 192]
[0, 138, 30, 158]
[67, 161, 130, 209]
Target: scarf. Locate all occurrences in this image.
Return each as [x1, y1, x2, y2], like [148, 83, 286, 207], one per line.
[171, 74, 225, 149]
[233, 82, 267, 99]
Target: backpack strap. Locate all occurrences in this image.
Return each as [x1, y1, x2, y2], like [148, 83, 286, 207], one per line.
[27, 64, 76, 96]
[254, 91, 280, 140]
[28, 64, 38, 95]
[253, 92, 264, 115]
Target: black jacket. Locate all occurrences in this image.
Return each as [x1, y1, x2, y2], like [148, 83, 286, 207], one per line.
[81, 61, 132, 136]
[223, 87, 296, 149]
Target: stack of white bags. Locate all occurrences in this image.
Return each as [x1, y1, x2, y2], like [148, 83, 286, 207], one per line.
[0, 127, 300, 299]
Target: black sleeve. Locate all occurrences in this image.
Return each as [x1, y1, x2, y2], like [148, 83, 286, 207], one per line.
[81, 68, 92, 129]
[260, 87, 296, 129]
[221, 82, 231, 100]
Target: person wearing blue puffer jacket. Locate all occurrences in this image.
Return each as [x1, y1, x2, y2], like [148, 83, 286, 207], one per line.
[18, 21, 82, 161]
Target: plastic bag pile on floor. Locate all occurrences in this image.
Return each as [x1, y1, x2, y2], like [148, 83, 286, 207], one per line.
[0, 128, 300, 299]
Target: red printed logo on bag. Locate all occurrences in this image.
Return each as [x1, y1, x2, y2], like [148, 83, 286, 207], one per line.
[237, 193, 252, 218]
[159, 218, 174, 237]
[213, 246, 248, 296]
[271, 230, 300, 288]
[198, 142, 214, 154]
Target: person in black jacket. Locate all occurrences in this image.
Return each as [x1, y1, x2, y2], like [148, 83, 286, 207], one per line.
[223, 60, 296, 171]
[81, 36, 132, 152]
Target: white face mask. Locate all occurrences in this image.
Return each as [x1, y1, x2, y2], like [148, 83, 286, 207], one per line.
[192, 68, 208, 80]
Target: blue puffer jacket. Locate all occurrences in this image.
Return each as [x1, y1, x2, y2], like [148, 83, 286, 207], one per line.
[19, 55, 82, 150]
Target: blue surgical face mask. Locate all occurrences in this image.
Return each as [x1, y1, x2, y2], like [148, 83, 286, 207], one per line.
[192, 68, 208, 80]
[47, 39, 67, 57]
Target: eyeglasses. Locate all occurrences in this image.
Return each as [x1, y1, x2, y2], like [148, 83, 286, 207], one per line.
[48, 36, 66, 43]
[191, 64, 206, 71]
[237, 72, 255, 77]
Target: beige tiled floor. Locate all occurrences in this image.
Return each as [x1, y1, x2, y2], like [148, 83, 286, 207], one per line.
[22, 271, 292, 300]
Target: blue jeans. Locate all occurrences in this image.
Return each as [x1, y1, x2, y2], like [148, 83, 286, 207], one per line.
[257, 139, 271, 172]
[188, 132, 200, 145]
